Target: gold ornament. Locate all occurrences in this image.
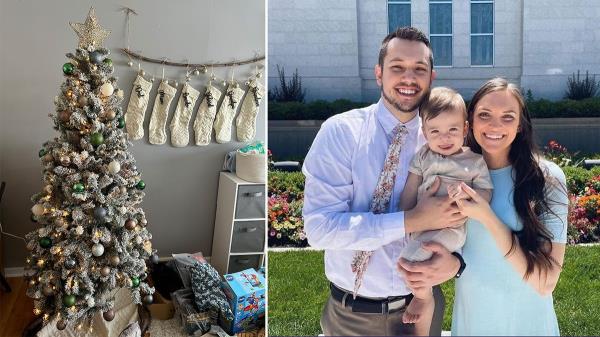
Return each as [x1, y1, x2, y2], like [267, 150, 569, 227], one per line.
[69, 7, 110, 49]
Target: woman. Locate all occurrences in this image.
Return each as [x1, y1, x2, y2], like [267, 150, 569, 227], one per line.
[450, 78, 568, 335]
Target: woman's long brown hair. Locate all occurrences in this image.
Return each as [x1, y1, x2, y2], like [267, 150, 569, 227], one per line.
[466, 78, 562, 279]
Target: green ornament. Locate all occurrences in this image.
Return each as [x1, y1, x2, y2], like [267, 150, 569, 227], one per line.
[117, 117, 125, 129]
[103, 58, 113, 66]
[39, 237, 52, 249]
[131, 277, 140, 288]
[62, 63, 75, 75]
[73, 183, 85, 193]
[90, 133, 104, 147]
[63, 294, 76, 307]
[136, 180, 146, 190]
[38, 149, 47, 157]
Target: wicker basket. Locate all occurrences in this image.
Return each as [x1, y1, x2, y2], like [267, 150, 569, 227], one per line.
[235, 152, 266, 183]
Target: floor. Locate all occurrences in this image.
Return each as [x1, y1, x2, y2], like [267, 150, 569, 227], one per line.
[0, 277, 36, 337]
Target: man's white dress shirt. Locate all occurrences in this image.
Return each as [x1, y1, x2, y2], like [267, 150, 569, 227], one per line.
[302, 99, 426, 298]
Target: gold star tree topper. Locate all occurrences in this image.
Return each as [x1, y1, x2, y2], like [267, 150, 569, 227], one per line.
[70, 7, 111, 49]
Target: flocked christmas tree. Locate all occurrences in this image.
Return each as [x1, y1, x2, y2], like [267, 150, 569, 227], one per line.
[25, 8, 156, 331]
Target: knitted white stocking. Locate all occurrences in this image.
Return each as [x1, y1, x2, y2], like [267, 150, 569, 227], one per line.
[125, 75, 153, 140]
[236, 80, 264, 142]
[193, 85, 222, 146]
[170, 83, 200, 147]
[148, 81, 177, 145]
[214, 84, 244, 143]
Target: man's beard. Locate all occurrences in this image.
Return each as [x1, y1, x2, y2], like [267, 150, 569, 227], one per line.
[381, 86, 429, 114]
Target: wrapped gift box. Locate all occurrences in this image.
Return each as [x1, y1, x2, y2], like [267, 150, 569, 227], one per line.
[220, 268, 265, 334]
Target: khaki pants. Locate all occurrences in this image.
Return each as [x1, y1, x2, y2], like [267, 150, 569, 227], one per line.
[320, 286, 445, 336]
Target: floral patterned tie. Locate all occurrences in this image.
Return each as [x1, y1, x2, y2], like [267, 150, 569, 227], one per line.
[351, 124, 409, 297]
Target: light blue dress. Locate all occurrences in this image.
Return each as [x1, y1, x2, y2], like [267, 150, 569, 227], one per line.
[451, 161, 568, 336]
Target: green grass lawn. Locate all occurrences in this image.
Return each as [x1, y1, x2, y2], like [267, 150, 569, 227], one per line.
[268, 245, 600, 336]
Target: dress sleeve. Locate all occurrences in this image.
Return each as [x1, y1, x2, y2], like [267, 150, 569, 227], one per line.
[472, 155, 494, 190]
[539, 161, 569, 243]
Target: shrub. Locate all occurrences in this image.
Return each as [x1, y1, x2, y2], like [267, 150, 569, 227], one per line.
[268, 171, 307, 247]
[268, 194, 307, 247]
[269, 97, 600, 120]
[543, 140, 583, 168]
[269, 65, 306, 103]
[268, 99, 369, 120]
[268, 171, 305, 201]
[568, 175, 600, 244]
[565, 70, 599, 100]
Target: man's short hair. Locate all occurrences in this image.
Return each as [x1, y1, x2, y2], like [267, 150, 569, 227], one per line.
[378, 26, 434, 70]
[420, 87, 467, 122]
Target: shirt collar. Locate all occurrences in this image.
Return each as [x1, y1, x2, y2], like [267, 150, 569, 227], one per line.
[376, 98, 421, 138]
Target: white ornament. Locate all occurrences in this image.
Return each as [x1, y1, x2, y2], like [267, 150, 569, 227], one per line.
[108, 161, 121, 174]
[100, 83, 114, 97]
[120, 206, 127, 214]
[75, 225, 84, 235]
[135, 236, 143, 244]
[92, 243, 105, 257]
[87, 297, 95, 307]
[32, 204, 45, 216]
[116, 89, 124, 99]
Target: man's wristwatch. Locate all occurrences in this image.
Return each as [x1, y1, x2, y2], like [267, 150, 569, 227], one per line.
[451, 252, 466, 279]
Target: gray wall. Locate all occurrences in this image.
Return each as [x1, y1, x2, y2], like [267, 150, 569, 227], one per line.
[269, 0, 600, 102]
[521, 0, 600, 100]
[0, 0, 265, 268]
[269, 0, 363, 101]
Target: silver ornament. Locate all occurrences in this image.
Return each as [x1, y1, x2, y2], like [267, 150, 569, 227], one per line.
[94, 207, 108, 221]
[256, 72, 262, 78]
[90, 51, 104, 64]
[127, 61, 133, 67]
[140, 70, 146, 77]
[64, 258, 76, 269]
[193, 69, 200, 76]
[92, 243, 105, 257]
[143, 294, 154, 305]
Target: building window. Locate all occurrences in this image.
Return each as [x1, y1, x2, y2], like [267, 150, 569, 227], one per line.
[429, 0, 452, 67]
[388, 0, 411, 33]
[471, 0, 493, 66]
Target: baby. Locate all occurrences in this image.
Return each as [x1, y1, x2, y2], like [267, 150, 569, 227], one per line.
[398, 87, 493, 334]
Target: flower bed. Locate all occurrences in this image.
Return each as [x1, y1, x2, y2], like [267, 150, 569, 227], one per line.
[268, 171, 307, 247]
[268, 142, 600, 246]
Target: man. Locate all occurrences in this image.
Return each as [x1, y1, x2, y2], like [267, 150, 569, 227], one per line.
[303, 27, 466, 336]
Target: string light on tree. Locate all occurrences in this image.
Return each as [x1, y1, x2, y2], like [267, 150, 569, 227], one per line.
[24, 7, 155, 330]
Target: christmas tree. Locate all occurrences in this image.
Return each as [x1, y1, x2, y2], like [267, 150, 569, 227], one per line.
[25, 8, 155, 331]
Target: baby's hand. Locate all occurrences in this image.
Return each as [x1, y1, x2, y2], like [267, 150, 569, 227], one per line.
[447, 183, 468, 200]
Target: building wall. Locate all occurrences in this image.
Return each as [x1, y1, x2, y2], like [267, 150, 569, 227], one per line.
[358, 0, 523, 101]
[0, 0, 265, 268]
[270, 0, 600, 102]
[268, 0, 362, 101]
[521, 0, 600, 100]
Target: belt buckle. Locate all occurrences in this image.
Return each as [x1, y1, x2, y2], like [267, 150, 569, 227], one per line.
[387, 298, 406, 312]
